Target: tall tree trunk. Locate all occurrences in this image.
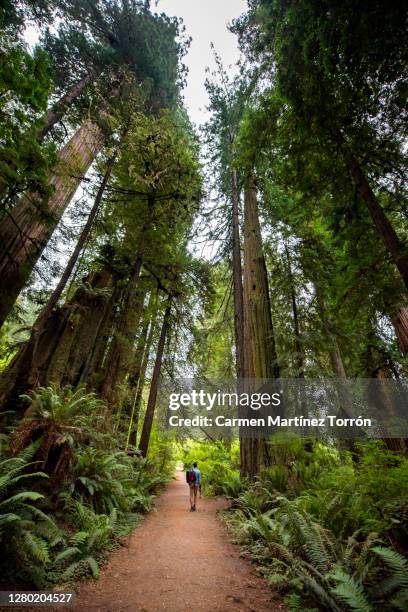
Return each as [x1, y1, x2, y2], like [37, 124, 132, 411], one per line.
[392, 306, 408, 355]
[139, 298, 172, 458]
[38, 158, 114, 329]
[284, 243, 304, 378]
[242, 174, 279, 479]
[99, 258, 145, 404]
[127, 314, 157, 449]
[0, 159, 113, 409]
[230, 168, 251, 478]
[365, 351, 406, 452]
[341, 143, 408, 290]
[0, 119, 105, 329]
[231, 168, 245, 380]
[37, 70, 98, 142]
[0, 269, 113, 413]
[243, 176, 279, 380]
[82, 283, 123, 386]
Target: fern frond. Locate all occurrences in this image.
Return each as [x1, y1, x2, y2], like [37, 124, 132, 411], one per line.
[372, 547, 408, 588]
[329, 568, 372, 612]
[55, 547, 81, 564]
[22, 531, 50, 564]
[390, 588, 408, 611]
[296, 563, 342, 612]
[85, 556, 99, 578]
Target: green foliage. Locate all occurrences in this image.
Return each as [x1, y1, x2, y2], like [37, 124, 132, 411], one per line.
[12, 385, 106, 480]
[51, 0, 189, 108]
[69, 446, 165, 515]
[214, 436, 408, 611]
[180, 439, 240, 496]
[228, 0, 408, 379]
[0, 33, 56, 211]
[0, 385, 172, 588]
[21, 383, 105, 423]
[0, 443, 65, 587]
[70, 447, 132, 514]
[57, 501, 116, 580]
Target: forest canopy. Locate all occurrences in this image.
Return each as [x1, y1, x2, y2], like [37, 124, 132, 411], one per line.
[0, 1, 407, 610]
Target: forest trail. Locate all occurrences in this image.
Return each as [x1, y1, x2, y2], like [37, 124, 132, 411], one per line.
[73, 471, 284, 612]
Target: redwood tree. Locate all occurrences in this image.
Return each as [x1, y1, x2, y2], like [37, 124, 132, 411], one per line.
[0, 118, 105, 328]
[242, 174, 279, 478]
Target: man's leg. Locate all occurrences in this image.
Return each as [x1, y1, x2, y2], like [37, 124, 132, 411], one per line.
[193, 485, 198, 510]
[189, 485, 194, 510]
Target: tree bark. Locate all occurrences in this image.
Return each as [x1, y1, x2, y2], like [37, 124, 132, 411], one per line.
[243, 176, 279, 380]
[127, 315, 157, 449]
[0, 119, 105, 329]
[0, 164, 113, 409]
[0, 269, 114, 413]
[366, 361, 406, 452]
[392, 306, 408, 355]
[284, 243, 304, 378]
[138, 298, 172, 458]
[36, 70, 98, 142]
[82, 283, 123, 386]
[231, 168, 245, 380]
[37, 158, 115, 334]
[230, 168, 251, 479]
[60, 278, 116, 387]
[99, 258, 145, 404]
[242, 174, 279, 479]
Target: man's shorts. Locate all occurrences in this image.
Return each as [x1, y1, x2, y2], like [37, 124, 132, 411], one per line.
[189, 483, 199, 492]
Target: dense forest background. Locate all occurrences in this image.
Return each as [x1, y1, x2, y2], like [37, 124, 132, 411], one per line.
[0, 1, 407, 610]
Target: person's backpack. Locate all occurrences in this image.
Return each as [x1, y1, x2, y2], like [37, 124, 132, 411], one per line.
[186, 468, 196, 484]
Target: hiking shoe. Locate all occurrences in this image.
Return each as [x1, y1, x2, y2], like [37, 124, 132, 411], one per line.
[193, 505, 196, 511]
[190, 507, 194, 512]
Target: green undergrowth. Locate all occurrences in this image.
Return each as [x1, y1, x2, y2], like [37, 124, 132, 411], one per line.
[194, 435, 408, 611]
[179, 438, 241, 495]
[0, 385, 173, 589]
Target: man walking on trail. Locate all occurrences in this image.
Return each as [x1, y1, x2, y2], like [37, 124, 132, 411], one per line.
[186, 462, 201, 511]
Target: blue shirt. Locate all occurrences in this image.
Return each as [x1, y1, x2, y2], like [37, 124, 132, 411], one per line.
[192, 467, 201, 484]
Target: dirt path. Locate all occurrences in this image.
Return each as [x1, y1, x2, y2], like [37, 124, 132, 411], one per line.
[73, 471, 284, 612]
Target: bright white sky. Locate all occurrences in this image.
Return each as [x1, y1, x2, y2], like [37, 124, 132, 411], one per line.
[158, 0, 247, 125]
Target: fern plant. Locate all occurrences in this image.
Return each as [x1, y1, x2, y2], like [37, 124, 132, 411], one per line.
[11, 385, 106, 480]
[224, 478, 408, 611]
[70, 447, 130, 514]
[0, 444, 64, 587]
[57, 501, 116, 580]
[221, 472, 248, 501]
[370, 546, 408, 610]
